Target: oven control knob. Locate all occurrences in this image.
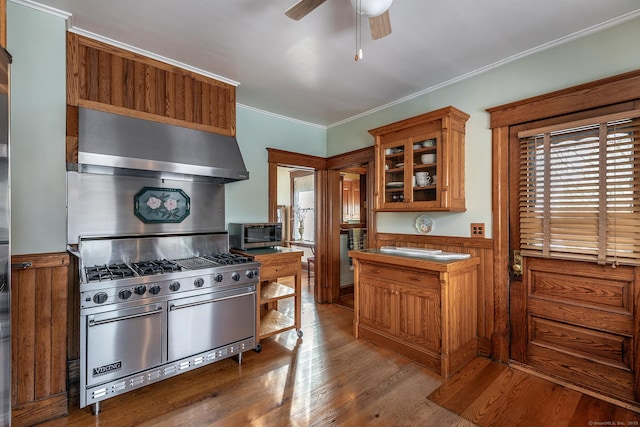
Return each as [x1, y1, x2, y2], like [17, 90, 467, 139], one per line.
[118, 289, 132, 300]
[149, 284, 161, 295]
[245, 270, 255, 279]
[93, 292, 108, 304]
[169, 281, 181, 292]
[194, 277, 205, 288]
[231, 272, 240, 281]
[214, 274, 223, 283]
[134, 285, 147, 295]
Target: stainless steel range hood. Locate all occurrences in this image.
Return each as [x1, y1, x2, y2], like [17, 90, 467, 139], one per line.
[70, 108, 249, 183]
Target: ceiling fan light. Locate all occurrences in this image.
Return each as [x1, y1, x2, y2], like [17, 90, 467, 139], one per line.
[350, 0, 393, 17]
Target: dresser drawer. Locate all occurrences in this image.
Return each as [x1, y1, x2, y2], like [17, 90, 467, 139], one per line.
[261, 262, 299, 280]
[360, 262, 439, 290]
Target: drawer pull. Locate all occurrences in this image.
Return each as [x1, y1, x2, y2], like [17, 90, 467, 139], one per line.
[11, 262, 32, 269]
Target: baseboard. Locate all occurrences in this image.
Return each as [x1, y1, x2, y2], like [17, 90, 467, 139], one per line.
[339, 285, 354, 296]
[11, 393, 68, 427]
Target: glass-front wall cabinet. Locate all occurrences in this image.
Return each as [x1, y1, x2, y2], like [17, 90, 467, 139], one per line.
[371, 106, 469, 212]
[381, 133, 440, 207]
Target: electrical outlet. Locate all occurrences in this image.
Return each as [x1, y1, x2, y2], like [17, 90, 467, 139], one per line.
[471, 223, 485, 238]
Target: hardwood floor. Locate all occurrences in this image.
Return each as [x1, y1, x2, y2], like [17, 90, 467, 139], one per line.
[37, 277, 640, 426]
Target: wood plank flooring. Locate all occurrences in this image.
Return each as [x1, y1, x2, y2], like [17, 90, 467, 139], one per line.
[37, 277, 640, 426]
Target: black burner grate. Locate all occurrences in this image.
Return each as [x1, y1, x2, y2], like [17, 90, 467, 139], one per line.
[85, 264, 135, 282]
[132, 260, 183, 276]
[201, 253, 251, 265]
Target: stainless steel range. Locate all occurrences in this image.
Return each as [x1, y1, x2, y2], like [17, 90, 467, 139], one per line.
[74, 232, 259, 415]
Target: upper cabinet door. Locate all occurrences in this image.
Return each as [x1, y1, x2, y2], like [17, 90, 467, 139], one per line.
[370, 106, 469, 212]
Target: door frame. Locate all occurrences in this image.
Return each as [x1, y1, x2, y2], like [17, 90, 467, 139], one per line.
[267, 147, 375, 304]
[487, 69, 640, 363]
[326, 146, 375, 303]
[267, 148, 327, 302]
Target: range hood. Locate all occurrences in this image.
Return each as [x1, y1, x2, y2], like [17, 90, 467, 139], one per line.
[70, 108, 249, 183]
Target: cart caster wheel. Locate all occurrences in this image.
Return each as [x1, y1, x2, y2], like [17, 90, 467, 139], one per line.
[254, 344, 262, 353]
[297, 330, 303, 338]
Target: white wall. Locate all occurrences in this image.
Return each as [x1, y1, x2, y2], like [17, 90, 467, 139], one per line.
[327, 17, 640, 239]
[8, 2, 67, 254]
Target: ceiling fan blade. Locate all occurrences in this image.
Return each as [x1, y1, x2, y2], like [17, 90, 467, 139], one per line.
[285, 0, 327, 20]
[369, 10, 392, 40]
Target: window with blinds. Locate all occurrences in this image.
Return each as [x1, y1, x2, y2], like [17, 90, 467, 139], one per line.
[518, 110, 640, 266]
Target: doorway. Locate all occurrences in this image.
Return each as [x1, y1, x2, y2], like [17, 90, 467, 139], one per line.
[327, 147, 375, 304]
[489, 70, 640, 405]
[267, 148, 326, 303]
[267, 147, 374, 304]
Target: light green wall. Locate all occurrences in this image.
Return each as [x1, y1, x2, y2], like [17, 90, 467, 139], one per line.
[226, 107, 325, 224]
[7, 1, 640, 252]
[327, 16, 640, 238]
[7, 3, 326, 254]
[8, 2, 67, 254]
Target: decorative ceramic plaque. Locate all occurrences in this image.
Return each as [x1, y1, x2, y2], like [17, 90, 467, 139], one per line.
[134, 187, 190, 223]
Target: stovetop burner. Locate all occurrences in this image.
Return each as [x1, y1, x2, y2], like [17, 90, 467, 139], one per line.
[201, 253, 251, 265]
[131, 260, 183, 276]
[85, 264, 135, 282]
[77, 233, 259, 285]
[83, 254, 251, 282]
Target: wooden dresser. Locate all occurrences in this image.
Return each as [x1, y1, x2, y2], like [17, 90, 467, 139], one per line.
[349, 249, 479, 378]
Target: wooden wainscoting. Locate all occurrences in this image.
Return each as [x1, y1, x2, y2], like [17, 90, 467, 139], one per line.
[375, 233, 494, 356]
[11, 252, 69, 427]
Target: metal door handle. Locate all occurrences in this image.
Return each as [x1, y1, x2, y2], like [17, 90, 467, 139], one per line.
[169, 291, 255, 311]
[512, 250, 523, 276]
[11, 262, 32, 269]
[88, 305, 163, 326]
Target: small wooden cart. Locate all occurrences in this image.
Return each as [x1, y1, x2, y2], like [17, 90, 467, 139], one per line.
[232, 247, 304, 351]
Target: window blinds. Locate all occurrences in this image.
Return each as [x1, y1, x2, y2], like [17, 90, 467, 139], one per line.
[518, 110, 640, 266]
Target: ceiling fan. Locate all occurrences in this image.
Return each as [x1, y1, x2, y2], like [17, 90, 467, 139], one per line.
[285, 0, 393, 41]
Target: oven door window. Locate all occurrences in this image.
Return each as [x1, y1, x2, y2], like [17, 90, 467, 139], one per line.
[86, 303, 163, 386]
[167, 289, 255, 361]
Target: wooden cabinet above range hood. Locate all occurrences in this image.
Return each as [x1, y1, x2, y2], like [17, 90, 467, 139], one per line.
[66, 32, 237, 165]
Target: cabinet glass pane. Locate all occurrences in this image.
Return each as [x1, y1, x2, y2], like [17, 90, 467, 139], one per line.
[384, 143, 405, 203]
[412, 137, 437, 202]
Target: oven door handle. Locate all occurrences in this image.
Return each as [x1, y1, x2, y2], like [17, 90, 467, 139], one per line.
[169, 291, 255, 311]
[88, 305, 163, 327]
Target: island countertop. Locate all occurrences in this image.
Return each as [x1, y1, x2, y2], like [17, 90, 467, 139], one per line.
[348, 248, 480, 272]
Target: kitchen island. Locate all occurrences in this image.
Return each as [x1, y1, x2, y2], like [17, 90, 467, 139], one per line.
[348, 248, 479, 378]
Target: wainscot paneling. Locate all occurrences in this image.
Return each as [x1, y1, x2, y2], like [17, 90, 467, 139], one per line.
[375, 233, 494, 356]
[11, 252, 69, 427]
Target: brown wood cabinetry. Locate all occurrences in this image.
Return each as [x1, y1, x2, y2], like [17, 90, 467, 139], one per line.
[341, 178, 360, 222]
[233, 248, 303, 344]
[11, 253, 69, 427]
[369, 106, 469, 212]
[350, 249, 478, 378]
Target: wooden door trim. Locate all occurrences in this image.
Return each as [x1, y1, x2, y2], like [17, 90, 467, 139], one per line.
[326, 147, 375, 303]
[267, 148, 327, 302]
[488, 69, 640, 363]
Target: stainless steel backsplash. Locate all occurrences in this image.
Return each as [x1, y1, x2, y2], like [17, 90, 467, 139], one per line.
[67, 172, 226, 244]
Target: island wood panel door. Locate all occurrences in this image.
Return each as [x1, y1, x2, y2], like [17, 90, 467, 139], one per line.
[358, 275, 393, 334]
[395, 282, 440, 352]
[507, 122, 640, 405]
